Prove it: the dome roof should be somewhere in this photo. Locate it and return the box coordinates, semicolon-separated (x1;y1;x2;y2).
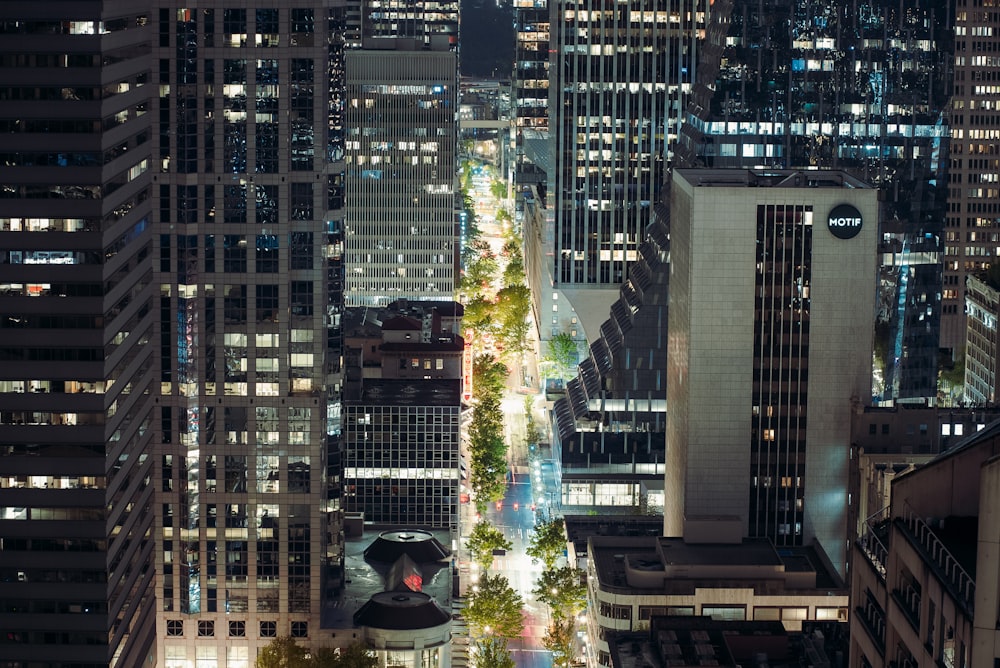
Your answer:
353;591;452;630
363;530;451;564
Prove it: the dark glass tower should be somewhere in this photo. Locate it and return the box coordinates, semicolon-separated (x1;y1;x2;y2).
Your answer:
152;3;346;663
0;5;157;667
677;0;952;403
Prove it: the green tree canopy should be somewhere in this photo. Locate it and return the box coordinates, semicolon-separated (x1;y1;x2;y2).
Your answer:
542;617;575;668
466;520;512;572
465;573;524;639
473;637;516;668
490;179;507;200
542;333;579;381
532;567;587;621
318;643;379;668
460;239;499;300
473;354;508;400
526;518;566;570
255;637;310;668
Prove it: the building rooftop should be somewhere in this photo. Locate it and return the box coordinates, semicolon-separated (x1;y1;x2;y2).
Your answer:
564;515;664;561
347;378;462;406
608;617;843;668
321;528;454;633
674;168;872;190
590;536;845;594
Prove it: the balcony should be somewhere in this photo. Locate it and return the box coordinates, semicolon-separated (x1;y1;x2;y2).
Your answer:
897;503;976;615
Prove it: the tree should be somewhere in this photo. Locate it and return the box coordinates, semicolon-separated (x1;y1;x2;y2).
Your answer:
466;520;512;572
473;354;508;400
474;637;516;668
532;567;587;620
460;239;499;299
542;617;575;668
490;179;507;200
255;636;310;668
312;643;380;668
495;283;531;355
465;573;524;639
526;517;566;570
543;333;579;380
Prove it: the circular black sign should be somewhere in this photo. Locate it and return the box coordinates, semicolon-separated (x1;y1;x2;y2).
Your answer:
827;204;863;240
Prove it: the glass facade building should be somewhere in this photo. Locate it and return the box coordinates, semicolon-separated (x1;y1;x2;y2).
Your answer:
941;4;1000;360
0;5;157;667
676;0;952;403
152;3;346;664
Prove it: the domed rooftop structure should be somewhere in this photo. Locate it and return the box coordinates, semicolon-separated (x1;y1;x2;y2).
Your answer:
363;529;451;564
353;591;452;630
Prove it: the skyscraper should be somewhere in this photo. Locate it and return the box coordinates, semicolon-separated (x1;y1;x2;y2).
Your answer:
512;0;550;183
941;5;1000;361
541;0;703;343
676;0;952;403
342;0;459;307
665;168;876;579
152;4;346;664
343;51;459;306
0;6;157;667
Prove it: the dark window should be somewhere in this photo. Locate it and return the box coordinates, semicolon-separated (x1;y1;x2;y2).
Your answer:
166;619;183;636
256;234;279;273
198;620;214;637
291;183;313;221
229;620;245;637
260;620;277;638
256;284;279;322
291;621;308;638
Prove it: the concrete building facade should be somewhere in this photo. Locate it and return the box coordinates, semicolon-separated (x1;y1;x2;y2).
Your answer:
851;420;1000;668
665;169;877;578
964;274;1000;405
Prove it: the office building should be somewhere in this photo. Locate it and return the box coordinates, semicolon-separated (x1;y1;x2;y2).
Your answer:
0;5;157;667
342;303;464;529
541;0;704;343
851;420;1000;667
665;169;877;579
550;212;669;514
584;534;848;666
676;0;951;404
941;6;1000;358
342;0;459;307
152;4;346;665
511;0;549;184
964;273;1000;405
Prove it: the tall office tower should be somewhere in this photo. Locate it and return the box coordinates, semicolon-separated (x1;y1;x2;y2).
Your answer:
512;0;549;183
343;51;458;306
347;0;458;49
152;4;346;664
665;169;876;579
342;0;459;307
542;0;703;343
941;6;1000;360
0;5;157;667
676;0;951;403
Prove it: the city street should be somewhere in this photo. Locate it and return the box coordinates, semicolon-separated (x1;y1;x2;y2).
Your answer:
461;158;559;668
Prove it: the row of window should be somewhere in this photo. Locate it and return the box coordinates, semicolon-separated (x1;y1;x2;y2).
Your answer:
166;619;307;638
